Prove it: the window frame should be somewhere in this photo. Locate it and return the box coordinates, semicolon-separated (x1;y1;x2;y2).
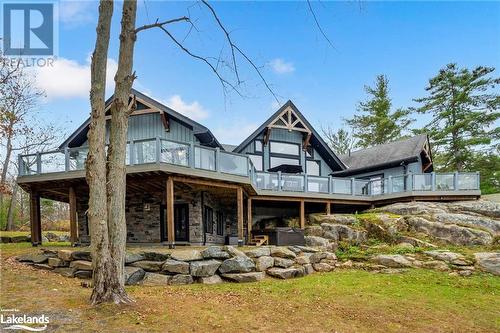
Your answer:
216;211;224;236
270;156;300;168
254;140;263;153
269;140;300;157
204;206;214;234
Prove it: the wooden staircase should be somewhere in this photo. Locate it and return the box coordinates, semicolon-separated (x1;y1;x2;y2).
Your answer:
248;235;269;246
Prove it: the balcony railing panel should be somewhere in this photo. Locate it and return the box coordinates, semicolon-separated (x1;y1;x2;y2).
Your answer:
19;154;38;175
219;151;248;176
282;174;304;192
458;172;479;190
391;175;407;193
307;176;329;193
194;146;216;171
133;139;157;164
354;179;370;196
331;178;352;195
40;151;66;174
160;140;190;167
436;173;455;191
413;173;432;191
255;172;279;191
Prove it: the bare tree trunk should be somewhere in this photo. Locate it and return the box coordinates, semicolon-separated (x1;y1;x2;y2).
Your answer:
87;0;129;305
6;182;17;230
107;0;137;287
0;130;13;229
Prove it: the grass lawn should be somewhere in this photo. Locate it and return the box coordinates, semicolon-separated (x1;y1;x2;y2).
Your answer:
1;244;499;332
0;230;69;237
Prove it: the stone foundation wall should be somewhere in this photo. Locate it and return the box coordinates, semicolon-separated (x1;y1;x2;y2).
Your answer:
76;189;238;245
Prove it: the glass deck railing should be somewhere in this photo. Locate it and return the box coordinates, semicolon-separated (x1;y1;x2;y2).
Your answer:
18;136;480;197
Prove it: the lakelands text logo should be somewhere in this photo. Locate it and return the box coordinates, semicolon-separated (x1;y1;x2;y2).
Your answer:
0;312;49;332
2;2;55;56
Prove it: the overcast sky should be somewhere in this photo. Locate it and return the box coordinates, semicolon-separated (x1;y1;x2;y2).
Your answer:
32;0;500;145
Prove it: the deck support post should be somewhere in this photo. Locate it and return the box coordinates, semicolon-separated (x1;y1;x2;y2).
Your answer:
325;202;330;215
166;177;175;248
69;187;78;245
30;191;41;246
237;187;244;246
247;197;252;242
300;199;305;229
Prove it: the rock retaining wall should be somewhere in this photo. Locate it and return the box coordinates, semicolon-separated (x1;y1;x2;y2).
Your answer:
16;246;500;287
16;245;339;286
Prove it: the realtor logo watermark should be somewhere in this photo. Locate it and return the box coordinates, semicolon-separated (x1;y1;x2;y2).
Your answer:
2;1;58;66
1;309;49;331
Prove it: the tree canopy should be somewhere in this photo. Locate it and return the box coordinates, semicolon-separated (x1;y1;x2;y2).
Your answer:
412;64;500;171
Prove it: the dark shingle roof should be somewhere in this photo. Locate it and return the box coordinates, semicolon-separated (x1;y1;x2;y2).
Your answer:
221;144;237;152
334;134;429;175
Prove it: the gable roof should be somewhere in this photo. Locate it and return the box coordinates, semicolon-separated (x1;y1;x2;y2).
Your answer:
233;100;347;171
333;134;432;176
59;88;222;149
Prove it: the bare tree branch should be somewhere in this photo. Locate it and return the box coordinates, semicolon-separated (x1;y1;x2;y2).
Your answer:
156;24;243;97
306;0;335;49
200;0;241;84
135;16;191;34
200;0;279;104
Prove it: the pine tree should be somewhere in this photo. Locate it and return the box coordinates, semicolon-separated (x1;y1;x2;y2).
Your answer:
413;64;500;171
346;75;412;148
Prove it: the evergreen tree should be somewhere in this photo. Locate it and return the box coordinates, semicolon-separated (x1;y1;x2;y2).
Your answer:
346;74;412;148
413;64;500;171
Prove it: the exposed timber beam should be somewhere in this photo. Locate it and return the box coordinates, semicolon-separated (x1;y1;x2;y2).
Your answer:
30;191;41;246
237;187;244;246
166;177;175;248
299;199;305;229
69;187;78;244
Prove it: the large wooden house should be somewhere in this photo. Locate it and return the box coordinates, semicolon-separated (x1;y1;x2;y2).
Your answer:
17;89;481;247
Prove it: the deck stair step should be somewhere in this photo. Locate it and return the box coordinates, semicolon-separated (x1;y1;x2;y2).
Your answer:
248;235;269;247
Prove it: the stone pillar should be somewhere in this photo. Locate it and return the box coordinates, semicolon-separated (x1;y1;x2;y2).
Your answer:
325;202;330;215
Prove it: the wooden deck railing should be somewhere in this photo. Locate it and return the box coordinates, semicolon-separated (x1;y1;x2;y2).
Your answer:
18;136;480;197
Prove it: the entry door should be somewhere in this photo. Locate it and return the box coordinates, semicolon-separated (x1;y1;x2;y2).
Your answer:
174;204;189;242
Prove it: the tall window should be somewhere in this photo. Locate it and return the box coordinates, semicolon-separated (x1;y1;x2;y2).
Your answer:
270;141;299;156
306;160;320;176
216;211;224;236
204;206;213;234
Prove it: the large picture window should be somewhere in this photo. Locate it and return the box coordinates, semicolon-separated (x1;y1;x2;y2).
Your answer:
248;154;263;171
270;141;299;156
204;206;213;234
270;156;299;168
306;160;320;176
